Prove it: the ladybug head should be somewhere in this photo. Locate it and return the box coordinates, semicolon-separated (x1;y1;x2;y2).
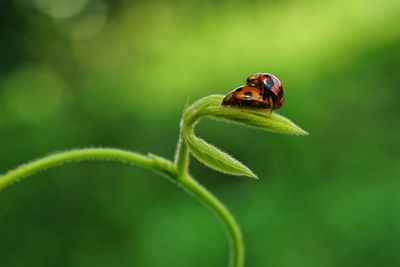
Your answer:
246;73;263;87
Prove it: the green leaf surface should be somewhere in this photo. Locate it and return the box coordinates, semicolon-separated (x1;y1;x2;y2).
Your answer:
183;128;257;178
180;95;307;178
194;95;309;136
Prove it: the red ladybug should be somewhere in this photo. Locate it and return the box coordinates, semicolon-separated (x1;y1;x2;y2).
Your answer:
222;73;284;110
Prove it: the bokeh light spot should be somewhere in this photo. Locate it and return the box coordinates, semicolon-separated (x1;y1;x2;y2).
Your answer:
34;0;88;19
1;65;69;124
55;0;107;41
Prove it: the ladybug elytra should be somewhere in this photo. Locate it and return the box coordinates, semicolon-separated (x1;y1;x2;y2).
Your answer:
222;73;284;111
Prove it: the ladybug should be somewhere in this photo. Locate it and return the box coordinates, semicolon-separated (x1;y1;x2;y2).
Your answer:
222;73;284;110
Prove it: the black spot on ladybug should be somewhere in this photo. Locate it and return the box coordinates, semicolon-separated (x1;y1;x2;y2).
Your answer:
244;91;252;98
235;87;243;92
262;90;273;100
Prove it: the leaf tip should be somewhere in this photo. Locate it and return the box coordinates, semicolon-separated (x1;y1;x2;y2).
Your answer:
240;166;258;179
248;172;259;179
295;127;309;136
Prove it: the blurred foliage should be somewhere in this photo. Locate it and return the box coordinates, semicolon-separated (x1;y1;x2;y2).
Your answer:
1;0;400;266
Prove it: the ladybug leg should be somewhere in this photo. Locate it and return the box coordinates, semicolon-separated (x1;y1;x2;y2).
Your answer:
238;101;244;112
268;96;274;110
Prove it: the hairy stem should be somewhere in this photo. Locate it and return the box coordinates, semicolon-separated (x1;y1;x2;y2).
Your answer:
0;148;175;190
175;134;243;267
178;174;244;267
175;136;189;177
2;146;244;267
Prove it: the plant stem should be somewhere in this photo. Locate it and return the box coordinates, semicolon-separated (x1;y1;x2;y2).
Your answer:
178;174;244;267
2;146;244;267
175;136;189;177
175;134;243;267
1;146;244;267
0;148;163;190
176;108;245;267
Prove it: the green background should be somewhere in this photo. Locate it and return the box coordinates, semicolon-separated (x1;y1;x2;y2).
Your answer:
1;0;399;266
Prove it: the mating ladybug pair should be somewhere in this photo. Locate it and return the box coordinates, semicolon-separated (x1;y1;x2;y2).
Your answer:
222;73;284;111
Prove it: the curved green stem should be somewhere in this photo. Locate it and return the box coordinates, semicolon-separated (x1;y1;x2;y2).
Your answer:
178;174;244;267
0;148;176;190
175;133;244;267
175;95;248;267
1;146;244;267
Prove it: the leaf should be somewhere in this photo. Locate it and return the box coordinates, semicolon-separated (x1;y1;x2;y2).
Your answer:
182;128;257;178
206;107;308;135
180;94;307;179
196;95;308;136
